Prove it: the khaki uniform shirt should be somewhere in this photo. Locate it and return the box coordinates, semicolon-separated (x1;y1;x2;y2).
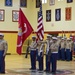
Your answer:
50;42;58;53
29;41;37;50
66;41;71;50
0;39;8;51
70;40;74;50
57;39;61;47
60;41;66;49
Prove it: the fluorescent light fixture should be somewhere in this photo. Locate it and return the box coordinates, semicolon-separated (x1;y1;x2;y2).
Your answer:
42;0;47;4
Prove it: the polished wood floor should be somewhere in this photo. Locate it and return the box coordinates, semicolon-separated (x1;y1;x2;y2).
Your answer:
1;55;75;75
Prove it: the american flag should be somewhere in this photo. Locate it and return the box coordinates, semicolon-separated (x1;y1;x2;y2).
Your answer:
37;1;44;40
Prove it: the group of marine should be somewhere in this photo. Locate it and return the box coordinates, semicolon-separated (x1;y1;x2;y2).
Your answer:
27;34;75;74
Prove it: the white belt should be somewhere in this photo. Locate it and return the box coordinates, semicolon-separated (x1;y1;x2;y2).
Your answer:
52;52;58;53
31;49;36;51
40;50;43;52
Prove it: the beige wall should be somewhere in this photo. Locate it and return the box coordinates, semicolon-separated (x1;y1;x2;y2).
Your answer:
0;0;34;31
0;0;75;31
32;0;75;32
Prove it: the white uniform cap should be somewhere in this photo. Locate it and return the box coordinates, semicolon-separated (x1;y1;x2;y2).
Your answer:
57;36;61;38
62;38;64;40
47;35;50;38
0;33;4;36
64;36;67;39
47;34;52;37
49;34;52;37
52;37;57;40
67;38;70;40
70;37;73;39
32;36;36;38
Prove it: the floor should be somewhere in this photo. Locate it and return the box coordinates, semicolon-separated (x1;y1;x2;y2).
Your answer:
1;55;75;75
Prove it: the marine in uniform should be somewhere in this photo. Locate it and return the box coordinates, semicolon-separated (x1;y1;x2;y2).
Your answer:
60;38;66;60
29;36;37;70
37;40;45;71
57;36;61;60
0;33;8;73
50;37;58;74
44;34;52;72
65;38;71;61
64;37;67;60
73;39;75;58
70;37;74;60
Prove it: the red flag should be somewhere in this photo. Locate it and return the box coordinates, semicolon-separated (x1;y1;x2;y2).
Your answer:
37;1;44;40
17;8;33;55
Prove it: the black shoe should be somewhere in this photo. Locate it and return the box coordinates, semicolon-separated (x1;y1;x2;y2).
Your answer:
44;70;46;71
0;72;5;74
44;69;49;71
32;68;36;70
51;71;56;74
38;69;43;71
29;68;33;70
38;69;41;71
44;70;50;73
30;68;36;70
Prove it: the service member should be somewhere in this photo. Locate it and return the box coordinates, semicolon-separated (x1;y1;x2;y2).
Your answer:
70;37;74;60
29;36;37;70
50;37;58;74
73;40;75;58
37;40;45;71
57;36;61;60
0;33;8;73
65;38;71;61
44;34;52;72
60;38;66;60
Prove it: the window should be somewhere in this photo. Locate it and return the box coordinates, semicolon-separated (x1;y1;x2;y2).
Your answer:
42;0;47;4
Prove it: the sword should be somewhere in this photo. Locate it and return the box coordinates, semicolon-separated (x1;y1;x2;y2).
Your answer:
25;40;29;58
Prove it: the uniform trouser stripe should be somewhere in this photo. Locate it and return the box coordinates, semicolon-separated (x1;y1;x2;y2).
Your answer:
0;50;5;73
46;55;50;71
50;53;58;72
38;52;43;70
66;49;71;61
30;50;36;69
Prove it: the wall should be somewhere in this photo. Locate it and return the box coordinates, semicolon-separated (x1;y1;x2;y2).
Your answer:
0;0;34;31
0;0;75;32
32;0;75;32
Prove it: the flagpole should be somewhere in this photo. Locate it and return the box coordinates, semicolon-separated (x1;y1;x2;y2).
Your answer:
62;30;63;38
